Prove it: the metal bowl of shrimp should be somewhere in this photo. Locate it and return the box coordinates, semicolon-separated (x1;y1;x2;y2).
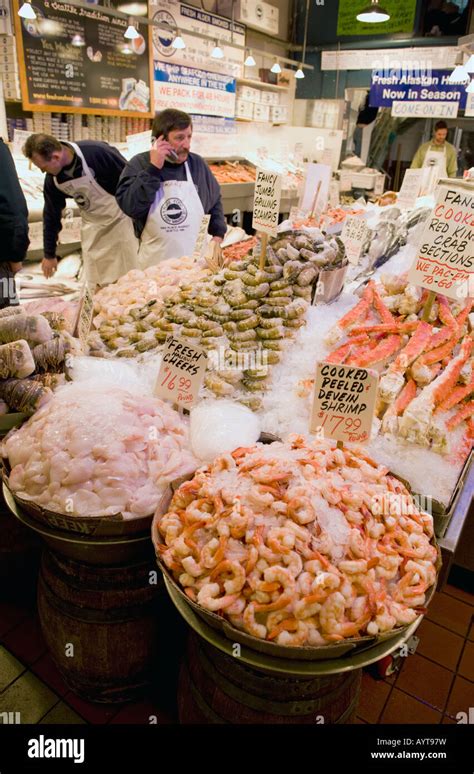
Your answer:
152;436;441;661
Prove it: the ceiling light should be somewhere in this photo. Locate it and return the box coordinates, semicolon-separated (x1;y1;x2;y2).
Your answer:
120;43;134;55
18;1;36;19
124;18;139;39
448;65;469;84
172;32;186;49
295;65;305;79
244;51;256;67
116;2;147;16
356;1;390;23
71;34;85;47
466;80;474;94
271;59;281;74
211;41;224;59
464;55;474;74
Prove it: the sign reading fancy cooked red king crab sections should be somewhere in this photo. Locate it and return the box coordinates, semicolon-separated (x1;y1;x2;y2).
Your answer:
310;362;379;443
408;182;474;301
154;336;207;408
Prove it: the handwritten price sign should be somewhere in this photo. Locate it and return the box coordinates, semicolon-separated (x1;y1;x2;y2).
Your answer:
77;284;94;348
341;216;368;265
310;362;379;443
154;336;208;408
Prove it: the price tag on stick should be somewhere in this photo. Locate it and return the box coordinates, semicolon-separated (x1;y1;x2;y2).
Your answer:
76;284;94;348
252;168;282;270
310;362;379;443
193;214;211;262
341;216;368;265
154;336;208;409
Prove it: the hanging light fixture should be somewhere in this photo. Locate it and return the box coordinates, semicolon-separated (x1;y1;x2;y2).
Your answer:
295;65;305;79
120;42;134;55
71;33;85;47
211;40;224;59
18;1;36;19
244;50;256;67
172;30;186;49
124;17;139;39
448;64;469;84
271;58;281;74
356;1;390;23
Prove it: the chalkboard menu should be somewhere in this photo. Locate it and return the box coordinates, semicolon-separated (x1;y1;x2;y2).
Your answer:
13;0;153;116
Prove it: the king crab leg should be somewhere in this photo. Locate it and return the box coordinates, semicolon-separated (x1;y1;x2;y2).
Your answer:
324;283;374;346
346;334;402;368
379;322;432;404
381;379;417;434
446;400;474;431
435;374;474;413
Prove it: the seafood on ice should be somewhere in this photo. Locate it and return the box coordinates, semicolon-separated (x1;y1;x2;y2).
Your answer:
155;436;437;647
3;383;198;519
90;256;209;354
322;275;474;453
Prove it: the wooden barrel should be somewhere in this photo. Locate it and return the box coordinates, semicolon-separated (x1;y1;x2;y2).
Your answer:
178;633;361;724
38;548;164;703
0;489;41;602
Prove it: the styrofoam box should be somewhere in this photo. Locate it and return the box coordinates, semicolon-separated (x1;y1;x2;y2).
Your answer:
253;103;270;122
270;106;288;123
351;170;379;189
260;91;280;107
235;99;254;120
237;85;260;103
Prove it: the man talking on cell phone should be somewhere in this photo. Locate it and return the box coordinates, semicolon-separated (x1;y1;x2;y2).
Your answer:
116;109;226;268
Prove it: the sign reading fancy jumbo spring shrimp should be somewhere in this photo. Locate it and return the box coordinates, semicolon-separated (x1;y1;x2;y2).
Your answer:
252;169;282;237
408;181;474;301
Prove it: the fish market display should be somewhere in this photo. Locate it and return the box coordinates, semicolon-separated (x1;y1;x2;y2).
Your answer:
355;206;431;277
222;237;258;263
323;276;473;453
208;161;256;184
3;383;198;519
90;256;208;354
23;299;79;334
0;308;82;417
155;436;437;647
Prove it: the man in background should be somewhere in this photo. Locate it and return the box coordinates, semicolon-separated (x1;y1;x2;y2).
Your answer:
0;137;29;308
23;134;137;286
411;120;457;178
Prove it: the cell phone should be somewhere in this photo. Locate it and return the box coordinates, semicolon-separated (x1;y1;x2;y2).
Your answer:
152;135;179;161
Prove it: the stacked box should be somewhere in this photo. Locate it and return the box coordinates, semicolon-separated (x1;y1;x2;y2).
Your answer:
237;85;260;103
253;103;270;122
0;34;21;100
270;105;288;124
260;91;279;107
235;99;254;120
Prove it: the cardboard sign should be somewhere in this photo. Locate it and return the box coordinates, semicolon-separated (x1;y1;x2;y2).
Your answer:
192;215;211;261
310;362;379;443
397;169;423;210
341;216;368;265
252;168;282;237
339;170;352;193
154;336;207;408
408;182;474;301
77;284;94;348
329;180;340;209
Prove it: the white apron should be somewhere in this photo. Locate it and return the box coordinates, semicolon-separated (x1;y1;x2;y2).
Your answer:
53;142;138;286
423;146;448;179
138;161;204;269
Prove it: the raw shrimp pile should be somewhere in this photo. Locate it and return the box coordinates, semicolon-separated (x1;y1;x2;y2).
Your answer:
156;436;437;647
3;383;198;519
89;256;209;355
321;276;474;453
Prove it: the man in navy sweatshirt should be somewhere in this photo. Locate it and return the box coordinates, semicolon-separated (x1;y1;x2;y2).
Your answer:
0;138;29;307
116;109;226;269
23;134;138;286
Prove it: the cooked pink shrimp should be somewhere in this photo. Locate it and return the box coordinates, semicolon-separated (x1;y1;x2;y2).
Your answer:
197;583;240;612
242;601;267;639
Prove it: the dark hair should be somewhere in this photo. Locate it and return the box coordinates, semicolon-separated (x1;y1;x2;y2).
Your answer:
23;133;62;160
434;121;448;131
151;109;192;139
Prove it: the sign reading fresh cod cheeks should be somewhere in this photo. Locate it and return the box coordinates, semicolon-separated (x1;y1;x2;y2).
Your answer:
310;362;379;443
154;335;207;408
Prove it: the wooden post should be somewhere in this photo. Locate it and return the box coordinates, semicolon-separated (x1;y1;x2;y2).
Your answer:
336;440;344;450
310;181;322;219
422;290;436;322
259;233;268;270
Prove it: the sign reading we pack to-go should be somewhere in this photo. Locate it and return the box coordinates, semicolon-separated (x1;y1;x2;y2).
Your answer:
408;182;474;300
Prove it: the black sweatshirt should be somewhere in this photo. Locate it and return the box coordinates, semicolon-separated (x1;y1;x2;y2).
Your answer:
116;151;227;240
0;138;29;264
43;140;127;258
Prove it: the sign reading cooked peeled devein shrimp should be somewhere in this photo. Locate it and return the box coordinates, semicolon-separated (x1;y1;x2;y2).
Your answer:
154;335;208;408
341;216;368;265
252;169;282;237
310;362;379;443
408;182;474;301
